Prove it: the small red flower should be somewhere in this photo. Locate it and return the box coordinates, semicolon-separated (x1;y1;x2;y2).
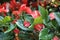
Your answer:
49;12;55;20
53;36;59;40
23;20;30;27
34;24;45;31
13;28;20;34
31;10;40;19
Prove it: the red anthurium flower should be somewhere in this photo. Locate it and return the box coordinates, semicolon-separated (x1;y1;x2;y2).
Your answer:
13;28;20;34
25;7;33;15
34;24;45;31
49;12;55;20
0;8;7;13
19;4;26;12
22;0;28;4
53;36;59;40
31;10;40;19
23;20;30;27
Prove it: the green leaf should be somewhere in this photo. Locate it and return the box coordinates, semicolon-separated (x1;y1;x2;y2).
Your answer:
16;20;32;31
39;28;54;40
0;32;14;40
54;12;60;26
38;5;49;22
34;17;43;24
4;24;15;33
2;16;11;24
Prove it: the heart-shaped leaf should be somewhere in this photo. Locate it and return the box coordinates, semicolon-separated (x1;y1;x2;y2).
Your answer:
54;12;60;26
38;5;49;23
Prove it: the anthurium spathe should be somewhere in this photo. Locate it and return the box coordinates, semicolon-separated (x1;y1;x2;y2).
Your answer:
34;24;45;31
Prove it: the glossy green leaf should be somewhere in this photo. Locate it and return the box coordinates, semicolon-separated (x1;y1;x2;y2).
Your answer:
34;17;43;24
54;12;60;26
2;16;11;24
38;5;49;22
0;16;11;24
0;32;14;40
39;28;54;40
4;24;15;33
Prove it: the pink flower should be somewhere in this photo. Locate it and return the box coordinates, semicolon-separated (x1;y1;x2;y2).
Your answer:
31;10;40;19
49;12;55;20
53;36;59;40
23;20;30;27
